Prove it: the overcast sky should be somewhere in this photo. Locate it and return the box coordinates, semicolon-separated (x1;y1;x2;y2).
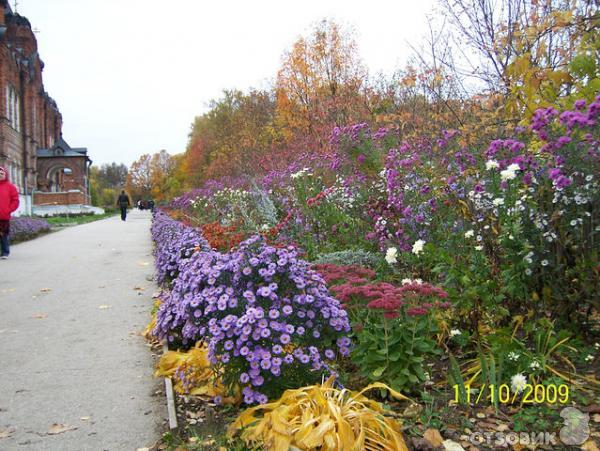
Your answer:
17;0;437;167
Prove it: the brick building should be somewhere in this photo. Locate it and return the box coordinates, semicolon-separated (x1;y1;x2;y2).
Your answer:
0;1;92;215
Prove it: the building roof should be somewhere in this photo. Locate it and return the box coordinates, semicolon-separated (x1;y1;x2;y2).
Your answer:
37;137;88;158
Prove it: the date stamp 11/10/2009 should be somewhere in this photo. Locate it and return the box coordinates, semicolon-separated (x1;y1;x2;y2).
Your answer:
452;383;570;405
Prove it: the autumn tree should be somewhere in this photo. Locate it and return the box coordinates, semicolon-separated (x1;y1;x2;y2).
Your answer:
89;162;128;208
276;19;370;148
182;89;281;185
438;0;599;116
126;150;176;202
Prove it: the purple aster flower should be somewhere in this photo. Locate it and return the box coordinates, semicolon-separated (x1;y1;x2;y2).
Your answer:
257;286;271;297
283;355;294;364
280;333;291;344
268;309;280;319
260;328;271;338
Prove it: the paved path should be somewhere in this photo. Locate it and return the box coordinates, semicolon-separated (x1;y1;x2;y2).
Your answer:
0;210;164;450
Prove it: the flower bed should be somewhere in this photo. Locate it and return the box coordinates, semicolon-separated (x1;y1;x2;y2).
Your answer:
151;211;352;404
149;100;600;449
10;217;51;242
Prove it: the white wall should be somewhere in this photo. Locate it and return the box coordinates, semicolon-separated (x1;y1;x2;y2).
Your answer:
13;194;32;217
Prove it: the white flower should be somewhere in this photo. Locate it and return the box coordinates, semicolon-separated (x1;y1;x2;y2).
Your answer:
260;224;270;231
492;198;505;206
412;239;426;255
485;160;499;170
594;343;600;349
541;259;549;266
475;245;484;251
585;354;594;362
500;163;520;181
586;175;593;181
414;278;423;285
290;167;311;179
570;220;577;226
464;230;474;238
511;373;528;393
401;278;412;285
507;352;520;361
530;360;541;370
450;329;461;337
385;247;398;265
525;268;532;276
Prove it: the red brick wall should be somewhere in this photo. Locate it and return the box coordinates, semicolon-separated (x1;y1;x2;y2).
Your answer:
0;7;62;192
33;191;89;206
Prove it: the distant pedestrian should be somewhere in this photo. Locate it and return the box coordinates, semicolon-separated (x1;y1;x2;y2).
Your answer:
0;166;20;259
116;190;131;221
148;199;155;213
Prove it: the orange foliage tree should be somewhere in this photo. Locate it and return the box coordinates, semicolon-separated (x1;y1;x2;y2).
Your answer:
126;150;177;202
276;19;371;150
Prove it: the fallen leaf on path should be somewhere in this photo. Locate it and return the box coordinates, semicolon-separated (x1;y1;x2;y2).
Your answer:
98;305;111;310
98;285;106;289
443;440;466;451
0;428;14;438
138;261;150;266
133;286;144;291
136;448;150;451
80;416;90;421
424;428;444;447
581;440;600;451
40;288;51;293
47;423;77;435
593;413;600;423
32;313;48;319
584;405;600;414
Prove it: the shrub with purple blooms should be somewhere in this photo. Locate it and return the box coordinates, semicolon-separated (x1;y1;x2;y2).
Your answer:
154;230;352;404
151;210;209;286
11;217;51;242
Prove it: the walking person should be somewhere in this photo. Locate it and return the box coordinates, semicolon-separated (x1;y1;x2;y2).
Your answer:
116;190;131;221
0;166;20;259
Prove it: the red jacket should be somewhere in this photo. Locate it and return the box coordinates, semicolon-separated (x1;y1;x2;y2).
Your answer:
0;166;20;220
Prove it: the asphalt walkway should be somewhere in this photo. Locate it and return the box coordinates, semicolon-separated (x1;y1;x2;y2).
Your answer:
0;210;164;450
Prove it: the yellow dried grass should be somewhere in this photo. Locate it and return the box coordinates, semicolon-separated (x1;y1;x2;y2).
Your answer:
228;376;409;450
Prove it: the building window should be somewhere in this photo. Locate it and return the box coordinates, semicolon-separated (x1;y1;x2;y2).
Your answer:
5;86;20;131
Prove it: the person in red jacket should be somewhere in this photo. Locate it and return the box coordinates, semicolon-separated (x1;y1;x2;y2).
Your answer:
0;166;20;259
